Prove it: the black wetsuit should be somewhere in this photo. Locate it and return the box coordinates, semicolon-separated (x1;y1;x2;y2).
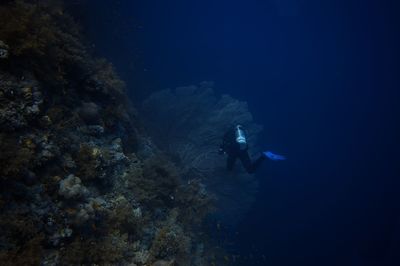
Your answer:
220;127;265;174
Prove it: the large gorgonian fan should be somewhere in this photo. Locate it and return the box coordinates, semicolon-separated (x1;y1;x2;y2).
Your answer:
142;82;263;224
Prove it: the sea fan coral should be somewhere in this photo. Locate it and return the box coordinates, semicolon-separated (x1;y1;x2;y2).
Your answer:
142;82;263;223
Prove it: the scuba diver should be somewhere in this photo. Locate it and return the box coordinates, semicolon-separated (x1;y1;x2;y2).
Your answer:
219;125;285;174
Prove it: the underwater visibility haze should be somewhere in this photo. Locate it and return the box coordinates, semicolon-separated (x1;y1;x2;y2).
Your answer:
0;0;399;265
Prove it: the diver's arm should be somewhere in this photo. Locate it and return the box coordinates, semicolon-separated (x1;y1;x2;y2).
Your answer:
219;138;226;154
219;130;230;154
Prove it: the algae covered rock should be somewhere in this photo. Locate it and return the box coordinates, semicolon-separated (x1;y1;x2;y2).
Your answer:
58;174;89;200
152;260;175;266
0;1;221;265
0;40;8;59
0;73;43;131
78;102;102;125
73;202;95;225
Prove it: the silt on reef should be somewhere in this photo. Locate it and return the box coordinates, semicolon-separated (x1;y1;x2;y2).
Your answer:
0;1;224;265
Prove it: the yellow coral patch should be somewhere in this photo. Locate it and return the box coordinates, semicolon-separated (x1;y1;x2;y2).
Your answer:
22;138;36;149
91;147;101;157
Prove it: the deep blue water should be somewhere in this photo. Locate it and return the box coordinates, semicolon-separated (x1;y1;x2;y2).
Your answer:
81;0;400;265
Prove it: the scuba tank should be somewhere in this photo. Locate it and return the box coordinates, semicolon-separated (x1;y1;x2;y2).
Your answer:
235;125;247;150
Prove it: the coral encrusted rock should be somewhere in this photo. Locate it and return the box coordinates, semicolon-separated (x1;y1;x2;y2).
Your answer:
58;174;89;200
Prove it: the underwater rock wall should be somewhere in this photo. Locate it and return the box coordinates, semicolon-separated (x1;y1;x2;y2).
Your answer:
0;1;221;265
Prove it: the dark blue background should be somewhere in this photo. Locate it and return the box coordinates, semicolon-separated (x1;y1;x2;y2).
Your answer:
79;0;400;265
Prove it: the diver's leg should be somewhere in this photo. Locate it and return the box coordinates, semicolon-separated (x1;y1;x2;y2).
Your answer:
251;154;266;172
227;155;236;171
240;152;265;174
239;152;254;173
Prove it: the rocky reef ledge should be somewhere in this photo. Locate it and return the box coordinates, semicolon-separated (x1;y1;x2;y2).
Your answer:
0;1;219;265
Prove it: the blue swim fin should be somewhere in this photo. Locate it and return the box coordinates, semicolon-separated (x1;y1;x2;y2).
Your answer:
263;151;286;161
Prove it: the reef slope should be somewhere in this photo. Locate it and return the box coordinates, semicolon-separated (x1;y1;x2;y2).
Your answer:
0;1;217;265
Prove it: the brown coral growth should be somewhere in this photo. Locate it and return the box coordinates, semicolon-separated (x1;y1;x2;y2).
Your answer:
0;1;220;265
